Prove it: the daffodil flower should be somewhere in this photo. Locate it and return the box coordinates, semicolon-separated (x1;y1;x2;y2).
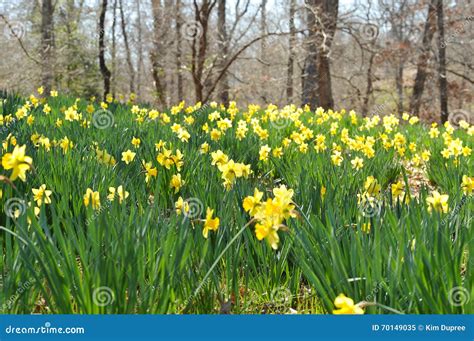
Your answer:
32;184;52;206
332;294;364;314
426;190;449;213
1;145;33;181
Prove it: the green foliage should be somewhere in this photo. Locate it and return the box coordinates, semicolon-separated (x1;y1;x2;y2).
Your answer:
0;94;472;314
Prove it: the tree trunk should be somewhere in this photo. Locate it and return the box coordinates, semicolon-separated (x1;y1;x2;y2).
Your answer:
409;0;437;116
395;60;404;114
410;0;437;116
99;0;111;99
119;0;135;94
286;0;295;102
176;0;183;101
111;0;117;96
136;0;143;99
314;0;338;110
191;0;215;103
361;53;375;117
151;0;166;106
302;2;318;108
41;0;54;93
436;0;448;123
302;0;338;109
260;0;268;103
217;0;229;104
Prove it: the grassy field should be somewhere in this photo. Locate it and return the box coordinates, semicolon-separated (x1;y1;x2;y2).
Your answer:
0;89;472;314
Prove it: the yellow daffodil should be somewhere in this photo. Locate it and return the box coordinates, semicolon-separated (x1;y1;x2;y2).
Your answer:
122;149;136;164
2;145;33;181
272;147;283;158
83;188;101;210
32;184;52;206
259;145;271;161
211;150;228;167
331;150;343;166
172;150;184;171
59;136;73;154
142;160;158;183
217;160;251;189
131;137;141;148
243;185;296;250
391;180;404;197
255;219;280;250
426;190;449;213
321;186;326;200
157;148;174;169
108;185;129;203
202;207;219;238
243;188;264;216
361;222;371;233
351;156;364;170
170;173;185;193
461;175;473;195
200;142;210;154
155;140;166;151
364;176;381;197
333;294;364;314
175;196;190;215
210;128;222;141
